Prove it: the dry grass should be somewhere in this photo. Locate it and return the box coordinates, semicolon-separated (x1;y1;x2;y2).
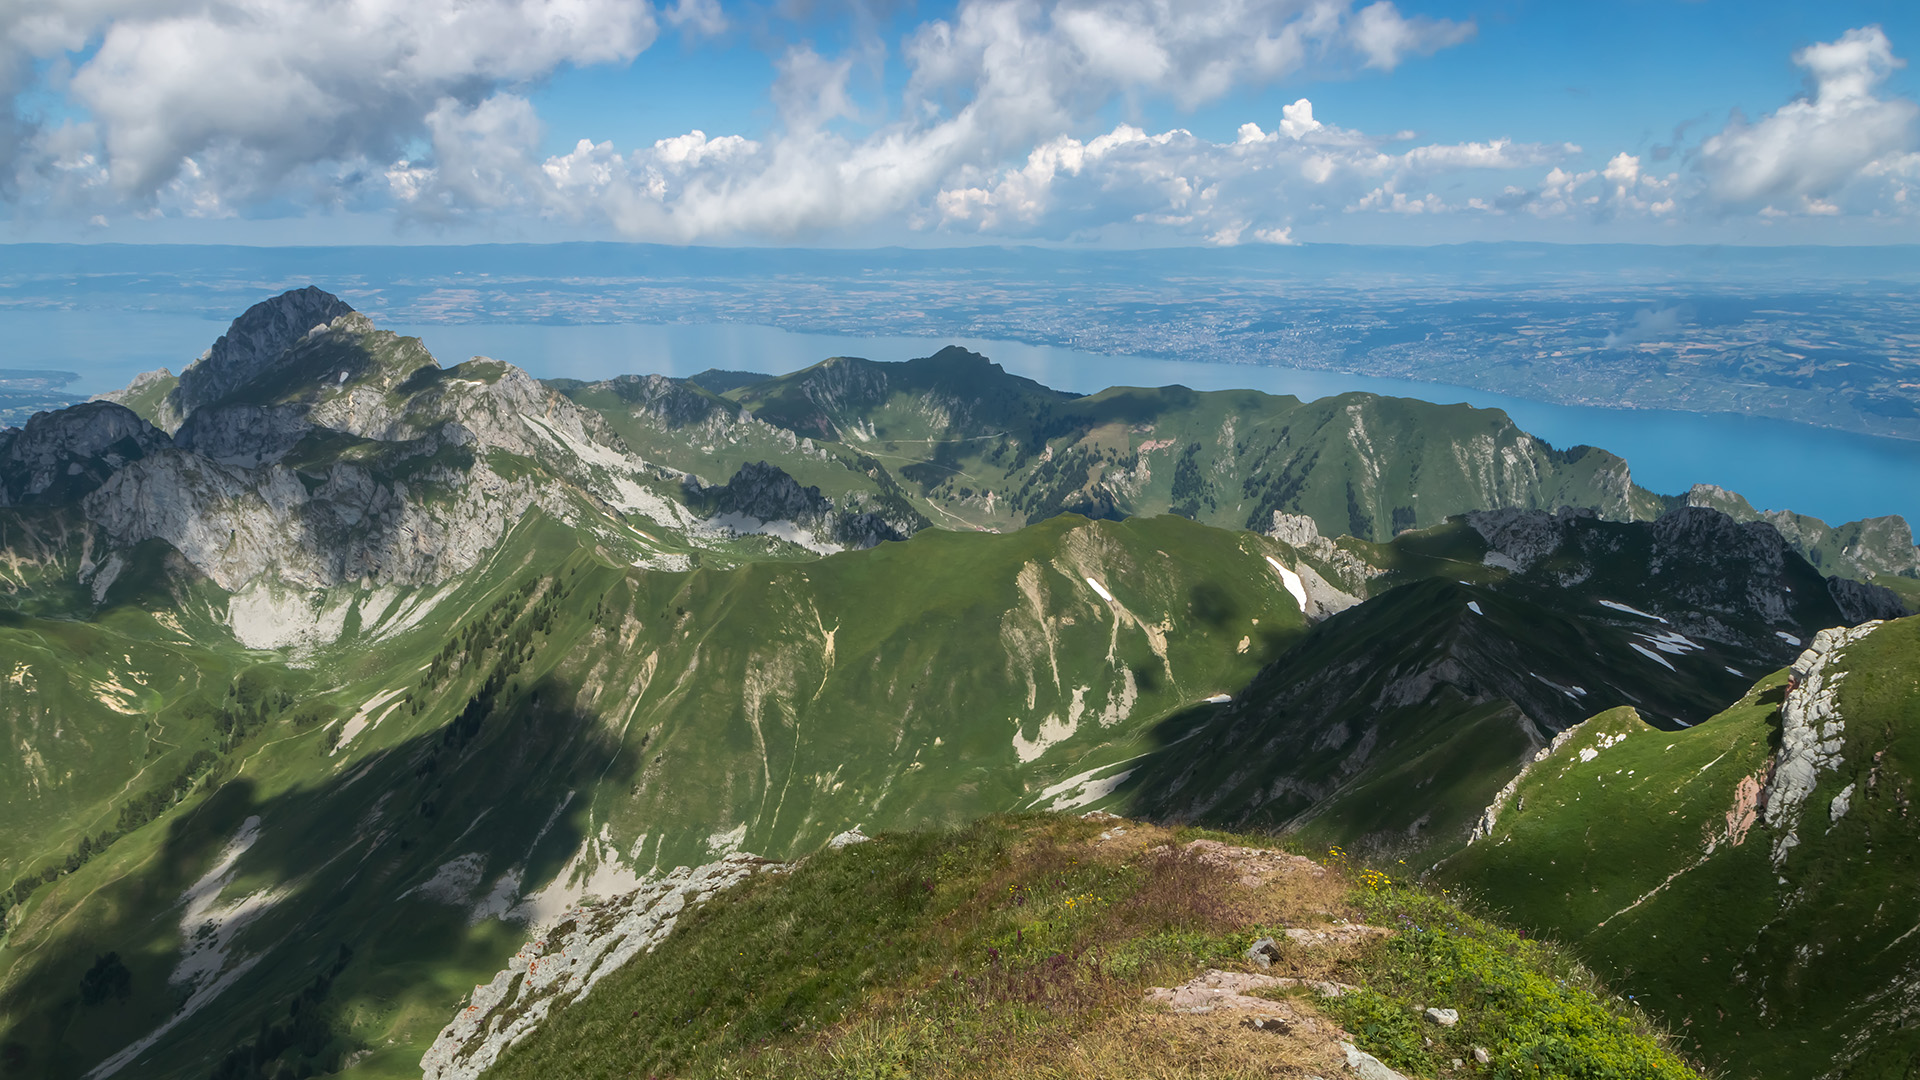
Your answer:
714;816;1367;1080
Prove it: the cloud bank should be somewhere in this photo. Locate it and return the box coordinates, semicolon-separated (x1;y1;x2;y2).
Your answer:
2;4;1916;242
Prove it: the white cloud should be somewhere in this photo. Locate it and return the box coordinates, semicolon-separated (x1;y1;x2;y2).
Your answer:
1698;25;1918;211
932;107;1570;241
1349;1;1475;71
4;0;662;207
663;0;726;37
370;0;1486;243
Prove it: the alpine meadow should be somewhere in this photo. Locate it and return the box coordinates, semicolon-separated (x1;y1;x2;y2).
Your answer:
4;3;1920;1079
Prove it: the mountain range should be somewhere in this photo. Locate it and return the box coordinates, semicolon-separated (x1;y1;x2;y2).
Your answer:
0;287;1914;1080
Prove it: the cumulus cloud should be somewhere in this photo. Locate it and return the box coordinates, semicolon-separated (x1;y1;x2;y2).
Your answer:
371;0;1487;241
1349;1;1475;71
1604;305;1686;348
1697;25;1919;212
4;0;662;208
928;111;1571;241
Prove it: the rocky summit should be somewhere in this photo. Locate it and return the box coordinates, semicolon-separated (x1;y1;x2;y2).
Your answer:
0;288;1912;1080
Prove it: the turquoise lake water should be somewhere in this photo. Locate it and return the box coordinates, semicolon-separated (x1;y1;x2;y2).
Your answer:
6;310;1917;529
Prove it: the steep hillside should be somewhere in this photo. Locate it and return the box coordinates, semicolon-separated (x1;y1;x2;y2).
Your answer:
444;814;1700;1080
562;348;1664;543
0;513;1328;1079
1117;506;1901;859
3;286;1914;1080
1682;482;1920;587
1440;615;1920;1080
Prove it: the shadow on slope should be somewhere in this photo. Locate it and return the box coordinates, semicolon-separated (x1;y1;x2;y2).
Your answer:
0;674;642;1080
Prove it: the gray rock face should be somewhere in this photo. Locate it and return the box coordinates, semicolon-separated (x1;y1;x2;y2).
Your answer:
1686;481;1920;583
162;286;356;430
174;404;315;467
0;401;172;505
420;853;785;1080
1647;506;1795;625
1466;506;1594;572
84;446;550;596
1764;622;1882;865
687;461;908;550
1828;575;1909;623
594;373;732;430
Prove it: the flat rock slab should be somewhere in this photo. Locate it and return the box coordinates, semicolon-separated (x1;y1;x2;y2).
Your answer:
1145;968;1358;1014
1176;838;1327;887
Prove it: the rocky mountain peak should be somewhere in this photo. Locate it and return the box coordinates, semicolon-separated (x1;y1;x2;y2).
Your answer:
162;286;357;430
0;400;172;506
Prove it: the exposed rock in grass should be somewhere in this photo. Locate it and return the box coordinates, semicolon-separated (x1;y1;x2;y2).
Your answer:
420;852;786;1080
1764;621;1883;864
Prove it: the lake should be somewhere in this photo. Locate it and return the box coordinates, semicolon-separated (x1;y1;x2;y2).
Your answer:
5;309;1917;529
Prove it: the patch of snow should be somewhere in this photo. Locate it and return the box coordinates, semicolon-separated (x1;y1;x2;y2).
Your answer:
1050;768;1137;812
1083;575;1115;603
88;816;280;1079
1012;711;1078;763
1033;757;1147;811
1203;693;1232;704
1262;555;1310;611
406;854;487;905
1467;601;1484;615
1629;642;1677;671
1639;630;1704;655
1777;631;1803;646
469;870;524;926
331;686;409;756
512;824;652;927
1599;599;1668;623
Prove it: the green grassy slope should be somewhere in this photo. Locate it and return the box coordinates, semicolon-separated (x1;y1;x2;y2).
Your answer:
0;511;1320;1079
1440;615;1920;1080
558;348;1666;545
486;813;1699;1080
1117;510;1855;861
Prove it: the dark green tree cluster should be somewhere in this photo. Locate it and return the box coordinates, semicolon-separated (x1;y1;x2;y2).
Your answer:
208;944;355;1080
416;577;543;700
214;669;298;753
1169;442;1216;519
78;952;132;1006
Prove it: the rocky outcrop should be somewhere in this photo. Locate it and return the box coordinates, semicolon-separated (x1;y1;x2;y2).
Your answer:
174;404;315;467
1763;622;1882;865
686;461;909;551
84;449;550;596
1466;506;1595;573
1647;506;1795;624
1828;575;1909;624
1685;482;1920;584
594;373;733;430
0;402;172;506
1263;511;1382;596
160;286;356;430
420;853;786;1080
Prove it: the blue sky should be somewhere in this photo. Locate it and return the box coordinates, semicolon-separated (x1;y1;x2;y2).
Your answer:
2;0;1916;246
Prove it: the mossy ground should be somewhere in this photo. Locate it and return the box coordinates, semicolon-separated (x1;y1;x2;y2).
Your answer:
490;814;1699;1080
